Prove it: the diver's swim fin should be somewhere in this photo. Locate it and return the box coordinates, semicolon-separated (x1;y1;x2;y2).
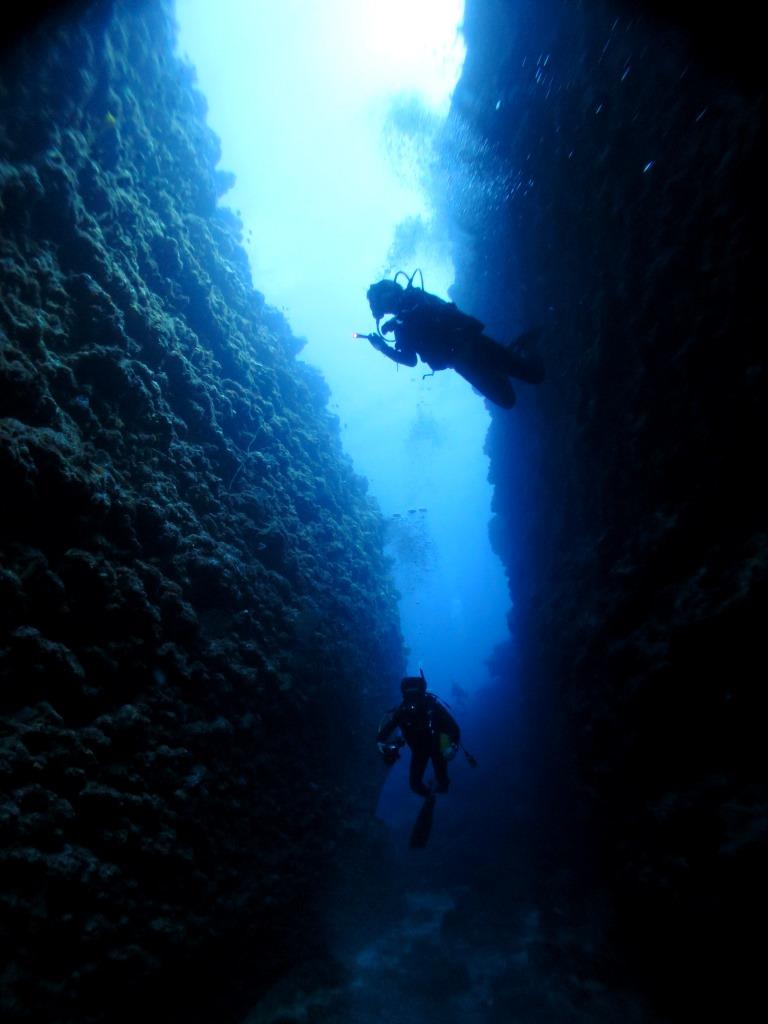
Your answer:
409;793;436;849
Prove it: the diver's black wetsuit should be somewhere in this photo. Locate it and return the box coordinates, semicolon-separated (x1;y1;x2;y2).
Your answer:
377;693;460;796
369;284;544;409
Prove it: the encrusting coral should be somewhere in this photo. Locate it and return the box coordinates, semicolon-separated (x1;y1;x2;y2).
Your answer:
0;2;404;1020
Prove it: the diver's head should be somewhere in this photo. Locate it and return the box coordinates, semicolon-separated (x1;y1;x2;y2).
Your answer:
400;675;427;705
367;279;405;319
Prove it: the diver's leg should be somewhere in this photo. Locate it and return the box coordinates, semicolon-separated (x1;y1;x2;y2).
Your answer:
470;331;544;385
453;357;517;408
432;753;450;793
409;750;431;796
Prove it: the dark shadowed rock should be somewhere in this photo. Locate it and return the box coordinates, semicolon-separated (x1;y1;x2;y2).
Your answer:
0;2;404;1021
444;1;764;1020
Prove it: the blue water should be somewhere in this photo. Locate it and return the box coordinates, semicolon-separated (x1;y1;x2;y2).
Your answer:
174;2;511;721
171;4;544;1018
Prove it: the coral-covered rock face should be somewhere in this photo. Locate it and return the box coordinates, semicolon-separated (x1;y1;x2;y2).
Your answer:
443;1;764;1020
0;2;403;1020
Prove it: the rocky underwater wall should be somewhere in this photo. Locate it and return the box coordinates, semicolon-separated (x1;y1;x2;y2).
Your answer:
444;0;764;1019
0;2;404;1020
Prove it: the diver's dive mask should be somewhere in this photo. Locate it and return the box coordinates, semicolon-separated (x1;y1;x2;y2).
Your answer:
400;676;427;711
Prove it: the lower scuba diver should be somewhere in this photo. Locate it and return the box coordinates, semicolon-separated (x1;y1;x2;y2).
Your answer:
355;270;545;409
377;672;462;797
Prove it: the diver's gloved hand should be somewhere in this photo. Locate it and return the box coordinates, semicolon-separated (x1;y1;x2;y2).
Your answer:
368;334;386;352
378;740;404;765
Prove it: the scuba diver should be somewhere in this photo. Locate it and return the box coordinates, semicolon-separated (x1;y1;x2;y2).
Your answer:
377;672;462;797
355;270;544;409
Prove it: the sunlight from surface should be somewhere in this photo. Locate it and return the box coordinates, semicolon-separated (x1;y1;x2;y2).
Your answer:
326;0;467;112
174;0;511;695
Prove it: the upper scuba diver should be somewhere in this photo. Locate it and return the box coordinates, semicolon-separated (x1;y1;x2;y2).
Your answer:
377;672;467;797
355;270;545;409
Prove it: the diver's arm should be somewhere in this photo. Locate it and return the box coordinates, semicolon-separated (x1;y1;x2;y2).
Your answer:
376;709;401;743
369;334;418;367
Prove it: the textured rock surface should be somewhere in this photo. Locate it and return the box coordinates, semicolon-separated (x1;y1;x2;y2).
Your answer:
0;3;403;1020
445;1;764;1019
